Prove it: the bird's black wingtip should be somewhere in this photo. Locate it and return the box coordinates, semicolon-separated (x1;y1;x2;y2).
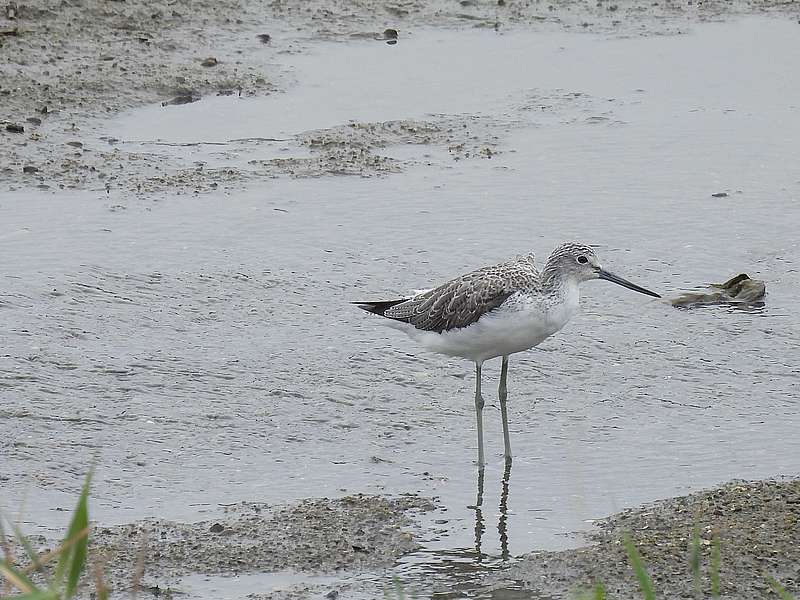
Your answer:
351;298;409;317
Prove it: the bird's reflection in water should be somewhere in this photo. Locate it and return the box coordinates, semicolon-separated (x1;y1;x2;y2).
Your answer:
473;466;486;560
473;459;513;561
497;459;512;561
395;460;520;598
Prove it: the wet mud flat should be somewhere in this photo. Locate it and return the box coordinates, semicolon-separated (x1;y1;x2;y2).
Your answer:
92;494;434;597
10;495;435;599
485;479;800;599
3;0;800;194
13;479;798;598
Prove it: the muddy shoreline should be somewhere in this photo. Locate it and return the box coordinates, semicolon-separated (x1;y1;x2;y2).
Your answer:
488;478;800;599
13;479;798;598
3;0;800;195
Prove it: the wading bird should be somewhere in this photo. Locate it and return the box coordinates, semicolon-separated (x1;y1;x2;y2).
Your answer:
355;242;660;468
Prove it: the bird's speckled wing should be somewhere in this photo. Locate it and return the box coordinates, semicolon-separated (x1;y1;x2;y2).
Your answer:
384;253;539;333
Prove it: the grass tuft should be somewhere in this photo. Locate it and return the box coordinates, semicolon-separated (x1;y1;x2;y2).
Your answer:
1;470;93;599
710;533;721;598
623;533;656;600
766;575;797;600
689;525;701;596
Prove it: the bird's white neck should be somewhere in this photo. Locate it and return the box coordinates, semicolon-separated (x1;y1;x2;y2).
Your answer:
540;275;581;328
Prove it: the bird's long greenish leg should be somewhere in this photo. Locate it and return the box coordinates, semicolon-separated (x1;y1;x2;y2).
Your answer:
499;355;512;461
474;361;486;468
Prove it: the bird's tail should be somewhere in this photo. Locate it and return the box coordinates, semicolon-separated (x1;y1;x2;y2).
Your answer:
352;298;410;317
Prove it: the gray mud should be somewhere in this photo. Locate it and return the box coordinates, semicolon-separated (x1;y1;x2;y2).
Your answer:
486;479;800;599
88;494;434;596
3;0;800;194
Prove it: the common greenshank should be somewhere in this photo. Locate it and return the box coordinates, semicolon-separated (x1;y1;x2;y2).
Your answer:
355;242;660;467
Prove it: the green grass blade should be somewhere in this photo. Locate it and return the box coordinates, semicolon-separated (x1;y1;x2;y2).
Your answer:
689;526;701;596
593;583;606;600
765;576;796;600
13;591;60;600
623;534;656;600
0;558;40;593
710;534;721;598
53;470;92;597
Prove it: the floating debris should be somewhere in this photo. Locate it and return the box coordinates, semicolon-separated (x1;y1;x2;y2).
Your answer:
383;28;399;45
161;92;201;107
670;273;766;308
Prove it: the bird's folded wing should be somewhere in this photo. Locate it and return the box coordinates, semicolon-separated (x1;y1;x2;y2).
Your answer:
385;267;518;333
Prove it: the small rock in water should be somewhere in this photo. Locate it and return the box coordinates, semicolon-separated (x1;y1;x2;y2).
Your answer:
5;123;24;133
711;192;729;198
257;33;271;44
670;273;766;308
200;57;218;67
22;165;38;173
209;523;224;533
382;29;398;44
162;92;201;106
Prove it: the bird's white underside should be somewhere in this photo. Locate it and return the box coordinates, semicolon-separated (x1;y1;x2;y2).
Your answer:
378;284;581;364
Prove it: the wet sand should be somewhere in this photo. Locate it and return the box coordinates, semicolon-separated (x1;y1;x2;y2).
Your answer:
2;1;800;598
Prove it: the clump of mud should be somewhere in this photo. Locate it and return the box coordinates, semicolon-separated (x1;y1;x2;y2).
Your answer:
90;494;434;595
489;479;800;599
251;117;501;178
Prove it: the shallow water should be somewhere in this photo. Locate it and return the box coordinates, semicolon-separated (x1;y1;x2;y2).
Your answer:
2;16;800;598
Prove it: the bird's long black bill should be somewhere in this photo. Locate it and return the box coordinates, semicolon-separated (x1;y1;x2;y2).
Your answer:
598;269;661;298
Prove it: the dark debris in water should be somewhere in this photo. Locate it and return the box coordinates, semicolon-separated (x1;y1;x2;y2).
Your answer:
670;273;766;308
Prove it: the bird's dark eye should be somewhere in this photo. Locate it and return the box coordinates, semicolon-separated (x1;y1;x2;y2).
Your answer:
577;255;588;264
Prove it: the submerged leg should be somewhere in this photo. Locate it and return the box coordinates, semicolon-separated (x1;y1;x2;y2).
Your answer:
499;355;512;461
474;361;485;468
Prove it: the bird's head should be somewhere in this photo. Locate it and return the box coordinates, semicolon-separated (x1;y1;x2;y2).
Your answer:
545;242;661;298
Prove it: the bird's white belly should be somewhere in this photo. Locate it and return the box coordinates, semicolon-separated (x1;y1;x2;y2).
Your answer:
402;294;578;363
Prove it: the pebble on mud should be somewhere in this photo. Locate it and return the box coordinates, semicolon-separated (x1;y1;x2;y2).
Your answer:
161;92;201;106
22;165;38;173
257;33;271;44
5;123;24;133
